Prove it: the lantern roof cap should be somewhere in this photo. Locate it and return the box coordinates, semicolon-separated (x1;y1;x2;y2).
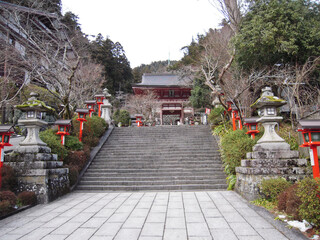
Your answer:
244;117;259;124
251;87;286;109
16;92;54;112
84;100;96;104
298;119;320;129
55;119;72;126
0;124;14;133
76;109;89;114
103;88;111;98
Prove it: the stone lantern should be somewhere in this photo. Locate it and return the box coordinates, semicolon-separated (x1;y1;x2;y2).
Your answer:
101;88;112;124
16;92;53;152
251;87;289;152
235;87;308;201
5;92;69;203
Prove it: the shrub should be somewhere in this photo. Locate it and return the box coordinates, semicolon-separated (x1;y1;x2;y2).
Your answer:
208;106;225;126
17;191;37;206
39;129;68;160
68;165;79;187
220;130;256;175
113;109;130;126
0;200;11;215
277;184;302;220
65;135;83;151
65;150;88;171
297;177;320;228
259;177;292;202
72;116;108;147
277;124;299;150
0;191;17;206
1;165;18;191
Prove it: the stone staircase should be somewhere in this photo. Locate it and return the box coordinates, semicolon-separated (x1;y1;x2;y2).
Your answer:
77;125;227;191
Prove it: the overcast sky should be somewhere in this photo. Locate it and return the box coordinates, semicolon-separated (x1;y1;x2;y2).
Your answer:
62;0;222;68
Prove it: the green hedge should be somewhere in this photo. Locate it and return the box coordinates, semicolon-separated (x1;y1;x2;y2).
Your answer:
113;109;130;126
297;177;320;228
259;177;292;202
220;129;256;175
39;129;68;160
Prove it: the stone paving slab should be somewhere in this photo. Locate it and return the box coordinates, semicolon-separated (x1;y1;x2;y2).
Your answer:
0;191;308;240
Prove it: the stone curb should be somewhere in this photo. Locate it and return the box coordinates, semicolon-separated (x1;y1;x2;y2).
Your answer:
70;125;114;191
247;201;309;240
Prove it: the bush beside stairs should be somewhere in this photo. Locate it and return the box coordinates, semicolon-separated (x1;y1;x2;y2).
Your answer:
77;125;227;191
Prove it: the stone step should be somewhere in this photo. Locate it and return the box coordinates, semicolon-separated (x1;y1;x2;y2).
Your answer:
88;163;224;168
81;175;226;181
84;171;225;177
77;125;226;191
76;184;227;191
79;179;227;186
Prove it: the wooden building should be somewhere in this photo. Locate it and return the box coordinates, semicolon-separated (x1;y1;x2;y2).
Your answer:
132;73;194;125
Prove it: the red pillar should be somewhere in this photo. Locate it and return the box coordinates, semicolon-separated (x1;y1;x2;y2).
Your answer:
79;121;84;142
311;146;320;179
232;112;237;131
0;147;3;189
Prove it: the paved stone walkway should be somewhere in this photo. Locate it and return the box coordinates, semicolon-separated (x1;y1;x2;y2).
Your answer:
0;191;306;240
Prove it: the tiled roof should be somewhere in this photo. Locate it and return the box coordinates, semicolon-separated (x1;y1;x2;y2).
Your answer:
133;73;192;87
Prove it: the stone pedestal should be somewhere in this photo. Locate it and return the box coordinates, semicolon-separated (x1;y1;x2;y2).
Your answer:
235;150;309;201
5;147;69;203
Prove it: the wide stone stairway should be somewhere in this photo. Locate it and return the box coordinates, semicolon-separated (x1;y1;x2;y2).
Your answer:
77;125;227;191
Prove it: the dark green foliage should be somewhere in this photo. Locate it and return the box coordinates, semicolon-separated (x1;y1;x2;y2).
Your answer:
0;191;17;206
39;129;68;160
277;184;302;220
189;78;212;109
259;178;292;202
297;177;320;228
0;200;11;215
90;34;133;95
277;124;299;150
17;191;37;206
208;107;225;126
65;135;83;151
132;60;178;83
235;0;320;70
113;109;130;126
220;130;256;175
0;165;18;191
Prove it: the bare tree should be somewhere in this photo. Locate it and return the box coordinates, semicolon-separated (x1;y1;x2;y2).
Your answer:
0;2;103;120
125;90;161;124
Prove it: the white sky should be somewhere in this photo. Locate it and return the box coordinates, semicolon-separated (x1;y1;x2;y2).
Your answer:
62;0;222;68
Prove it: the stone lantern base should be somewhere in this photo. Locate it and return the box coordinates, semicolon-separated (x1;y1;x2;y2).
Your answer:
5;147;69;204
235;149;310;201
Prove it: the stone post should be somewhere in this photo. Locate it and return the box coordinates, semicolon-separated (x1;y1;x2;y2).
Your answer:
5;93;69;203
101;88;112;124
235;87;309;201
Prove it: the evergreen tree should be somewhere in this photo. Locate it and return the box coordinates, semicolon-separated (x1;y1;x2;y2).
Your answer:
90;34;133;95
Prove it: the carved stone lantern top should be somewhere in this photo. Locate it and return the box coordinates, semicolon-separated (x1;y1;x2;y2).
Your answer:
251;87;286;109
16;92;54;113
103;88;111;99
